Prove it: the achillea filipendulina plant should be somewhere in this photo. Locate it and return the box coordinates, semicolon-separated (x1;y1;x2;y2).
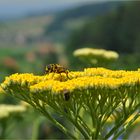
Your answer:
73;48;119;66
1;67;140;139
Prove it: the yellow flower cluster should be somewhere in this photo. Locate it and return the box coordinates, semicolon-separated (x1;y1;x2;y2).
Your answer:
1;67;140;139
1;73;42;89
0;104;26;119
1;67;140;94
73;48;119;61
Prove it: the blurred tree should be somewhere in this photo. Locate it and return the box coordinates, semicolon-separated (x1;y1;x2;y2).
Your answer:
66;1;140;57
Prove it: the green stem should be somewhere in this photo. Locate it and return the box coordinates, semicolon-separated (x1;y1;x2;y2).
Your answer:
38;106;78;139
85;91;97;139
112;113;140;139
65;111;90;139
101;105;118;127
77;115;91;136
0;121;7;139
47;94;90;139
31;117;43;140
105;104;140;139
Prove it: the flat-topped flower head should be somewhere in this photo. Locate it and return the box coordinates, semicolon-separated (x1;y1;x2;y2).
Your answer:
73;48;119;60
1;73;43;90
73;48;119;65
1;67;140;139
1;67;140;94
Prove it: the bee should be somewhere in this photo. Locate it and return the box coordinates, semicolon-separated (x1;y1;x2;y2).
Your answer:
45;64;70;79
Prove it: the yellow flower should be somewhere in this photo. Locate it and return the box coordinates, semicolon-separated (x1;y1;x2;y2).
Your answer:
1;67;140;139
1;73;43;90
73;48;119;62
0;104;26;119
1;67;140;94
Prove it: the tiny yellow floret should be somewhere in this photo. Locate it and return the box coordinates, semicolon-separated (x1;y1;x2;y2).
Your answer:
1;67;140;94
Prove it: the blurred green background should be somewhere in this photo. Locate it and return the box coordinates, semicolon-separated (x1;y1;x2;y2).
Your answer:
0;0;140;139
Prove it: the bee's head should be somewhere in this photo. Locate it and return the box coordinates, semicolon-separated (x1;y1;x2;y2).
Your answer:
45;64;51;74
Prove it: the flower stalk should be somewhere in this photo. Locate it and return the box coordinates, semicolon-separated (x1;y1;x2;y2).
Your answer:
1;67;140;139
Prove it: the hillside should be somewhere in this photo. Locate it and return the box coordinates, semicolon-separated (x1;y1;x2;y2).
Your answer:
44;1;123;42
66;1;140;54
0;1;123;47
0;15;53;47
0;1;123;77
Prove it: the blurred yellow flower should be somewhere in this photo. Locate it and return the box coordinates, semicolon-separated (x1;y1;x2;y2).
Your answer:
0;104;26;119
73;48;119;65
73;48;119;60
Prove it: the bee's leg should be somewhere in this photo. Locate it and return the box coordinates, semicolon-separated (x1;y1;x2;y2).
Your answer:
66;73;70;80
60;73;63;81
67;75;70;80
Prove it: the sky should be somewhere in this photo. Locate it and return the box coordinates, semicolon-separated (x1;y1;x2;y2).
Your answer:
0;0;108;19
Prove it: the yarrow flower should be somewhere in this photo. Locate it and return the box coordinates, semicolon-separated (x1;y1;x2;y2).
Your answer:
2;68;140;93
73;48;119;60
1;67;140;139
0;104;26;119
73;48;119;65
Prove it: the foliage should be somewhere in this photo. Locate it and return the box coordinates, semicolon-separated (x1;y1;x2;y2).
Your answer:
44;2;121;42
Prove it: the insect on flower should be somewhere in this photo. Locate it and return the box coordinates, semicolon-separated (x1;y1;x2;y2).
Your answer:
45;64;70;79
